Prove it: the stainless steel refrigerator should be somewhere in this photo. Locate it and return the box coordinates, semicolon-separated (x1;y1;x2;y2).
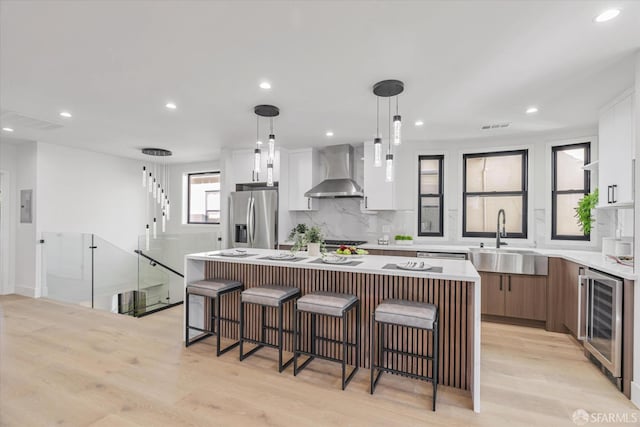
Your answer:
229;190;278;249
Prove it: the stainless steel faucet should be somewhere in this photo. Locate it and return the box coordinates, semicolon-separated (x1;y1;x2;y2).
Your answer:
496;209;508;248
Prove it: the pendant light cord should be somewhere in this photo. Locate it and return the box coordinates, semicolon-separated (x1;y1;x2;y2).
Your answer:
376;97;379;137
270;117;273;134
388;97;392;152
256;115;259;147
396;95;399;115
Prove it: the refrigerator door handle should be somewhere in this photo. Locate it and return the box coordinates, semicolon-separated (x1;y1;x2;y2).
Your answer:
250;196;257;244
577;275;587;341
246;196;253;246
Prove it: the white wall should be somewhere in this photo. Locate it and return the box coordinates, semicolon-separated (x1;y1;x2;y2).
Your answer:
0;141;17;295
631;50;640;410
292;128;609;249
0;139;38;296
36;142;146;252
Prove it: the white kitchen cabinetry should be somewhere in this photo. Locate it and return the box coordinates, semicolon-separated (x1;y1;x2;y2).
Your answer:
231;149;280;186
599;90;635;207
362;140;396;210
288;148;319;211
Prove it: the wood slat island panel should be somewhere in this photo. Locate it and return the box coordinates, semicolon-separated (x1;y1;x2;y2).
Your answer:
204;260;474;391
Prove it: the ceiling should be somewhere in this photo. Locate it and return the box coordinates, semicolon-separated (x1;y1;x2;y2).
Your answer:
1;0;639;163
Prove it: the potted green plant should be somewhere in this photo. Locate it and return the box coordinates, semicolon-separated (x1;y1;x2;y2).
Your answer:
394;234;414;245
288;224;308;253
305;226;325;256
575;188;599;235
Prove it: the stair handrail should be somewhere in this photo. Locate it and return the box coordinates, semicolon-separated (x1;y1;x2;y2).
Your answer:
134;249;184;278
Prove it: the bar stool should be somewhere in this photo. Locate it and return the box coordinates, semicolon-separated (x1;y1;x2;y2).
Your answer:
294;291;360;390
185;279;242;356
370;299;439;411
239;285;301;372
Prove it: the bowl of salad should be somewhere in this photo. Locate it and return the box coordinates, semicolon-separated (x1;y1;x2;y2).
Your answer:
335;245;369;258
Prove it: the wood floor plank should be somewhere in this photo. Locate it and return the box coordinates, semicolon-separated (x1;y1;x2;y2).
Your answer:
1;295;637;427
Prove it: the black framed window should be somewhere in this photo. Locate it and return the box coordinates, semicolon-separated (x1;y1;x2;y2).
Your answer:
418;155;444;236
552;143;590;240
188;171;221;224
462;150;528;238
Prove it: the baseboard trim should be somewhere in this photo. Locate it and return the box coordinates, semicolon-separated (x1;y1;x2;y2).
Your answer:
14;285;36;298
632;381;640;409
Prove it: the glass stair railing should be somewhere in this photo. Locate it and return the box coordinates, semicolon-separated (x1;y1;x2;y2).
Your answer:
41;231;221;316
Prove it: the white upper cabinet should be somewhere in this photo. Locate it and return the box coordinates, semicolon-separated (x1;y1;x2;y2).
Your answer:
231;149;280;186
287;148;319;211
598;90;635;206
362;140;396;210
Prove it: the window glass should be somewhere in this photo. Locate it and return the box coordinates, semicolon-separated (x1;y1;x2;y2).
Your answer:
552;143;590;240
463;150;527;238
188;172;220;224
418;155;444;237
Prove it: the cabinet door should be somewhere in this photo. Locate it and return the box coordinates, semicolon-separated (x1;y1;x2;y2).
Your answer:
362;141;395;210
612;94;634;203
231;150;255;184
288;150;318;211
504;275;547;321
562;260;587;338
480;272;505;316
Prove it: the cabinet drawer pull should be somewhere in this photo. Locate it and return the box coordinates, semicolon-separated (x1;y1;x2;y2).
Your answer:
607;185;612;203
499;276;503;291
508;276;511;292
612;184;617;203
365;196;368;209
307;198;311;210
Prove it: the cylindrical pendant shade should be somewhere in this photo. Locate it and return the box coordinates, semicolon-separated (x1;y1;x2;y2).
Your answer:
268;135;275;162
385;153;394;182
162;212;166;233
166;201;170;221
266;163;274;187
142;166;146;187
254;148;261;174
145;224;150;251
148;174;153;192
373;138;382;167
393;115;401;146
153;218;157;239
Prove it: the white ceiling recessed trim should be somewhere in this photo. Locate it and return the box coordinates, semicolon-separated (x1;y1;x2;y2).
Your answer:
59;111;72;118
2;127;14;132
325;131;334;137
259;81;271;90
594;9;621;23
526;106;539;114
165;102;177;110
414;120;424;127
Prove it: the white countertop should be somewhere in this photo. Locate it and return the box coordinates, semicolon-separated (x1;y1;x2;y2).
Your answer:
187;248;481;282
359;243;471;253
361;243;635;280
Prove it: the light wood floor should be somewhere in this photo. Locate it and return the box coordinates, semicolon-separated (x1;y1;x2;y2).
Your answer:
0;295;637;427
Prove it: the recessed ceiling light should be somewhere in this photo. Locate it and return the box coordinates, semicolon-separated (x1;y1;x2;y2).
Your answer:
165;102;177;110
59;111;72;118
526;106;539;114
594;9;620;23
259;81;271;90
326;131;334;137
2;127;14;132
414;120;424;127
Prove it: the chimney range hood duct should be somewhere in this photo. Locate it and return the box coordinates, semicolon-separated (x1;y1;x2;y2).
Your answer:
304;144;364;198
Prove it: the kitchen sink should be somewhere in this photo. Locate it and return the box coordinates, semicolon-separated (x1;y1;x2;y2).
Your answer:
469;248;548;276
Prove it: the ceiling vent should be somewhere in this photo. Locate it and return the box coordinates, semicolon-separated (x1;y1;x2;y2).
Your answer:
0;110;63;131
481;123;510;130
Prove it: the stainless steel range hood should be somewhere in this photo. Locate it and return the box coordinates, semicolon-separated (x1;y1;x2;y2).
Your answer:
304;144;363;198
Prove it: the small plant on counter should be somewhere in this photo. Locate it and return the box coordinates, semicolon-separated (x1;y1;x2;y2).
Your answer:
575;188;599;235
305;226;325;256
289;224;308;252
394;235;414;240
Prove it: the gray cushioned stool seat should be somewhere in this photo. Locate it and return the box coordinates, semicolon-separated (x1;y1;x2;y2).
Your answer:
297;292;358;317
242;285;300;307
187;279;242;298
375;299;437;329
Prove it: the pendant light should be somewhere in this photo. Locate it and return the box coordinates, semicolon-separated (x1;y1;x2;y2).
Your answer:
393;96;402;146
141;148;172;246
386;97;394;182
254;115;262;175
254;105;280;186
374;97;382;167
372;80;404;180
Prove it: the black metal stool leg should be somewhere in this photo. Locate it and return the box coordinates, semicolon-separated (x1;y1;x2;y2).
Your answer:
185;292;190;347
433;318;439;412
293;305;299;375
370;313;375;394
215;295;222;357
239;300;245;361
342;309;347;390
278;301;284;372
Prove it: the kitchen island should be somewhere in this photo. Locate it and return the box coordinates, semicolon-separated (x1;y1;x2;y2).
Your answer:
184;249;481;412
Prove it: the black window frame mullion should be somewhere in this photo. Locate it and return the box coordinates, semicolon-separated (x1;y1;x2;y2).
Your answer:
462;149;528;238
418;155;444;237
187;171;221;225
551;142;590;241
